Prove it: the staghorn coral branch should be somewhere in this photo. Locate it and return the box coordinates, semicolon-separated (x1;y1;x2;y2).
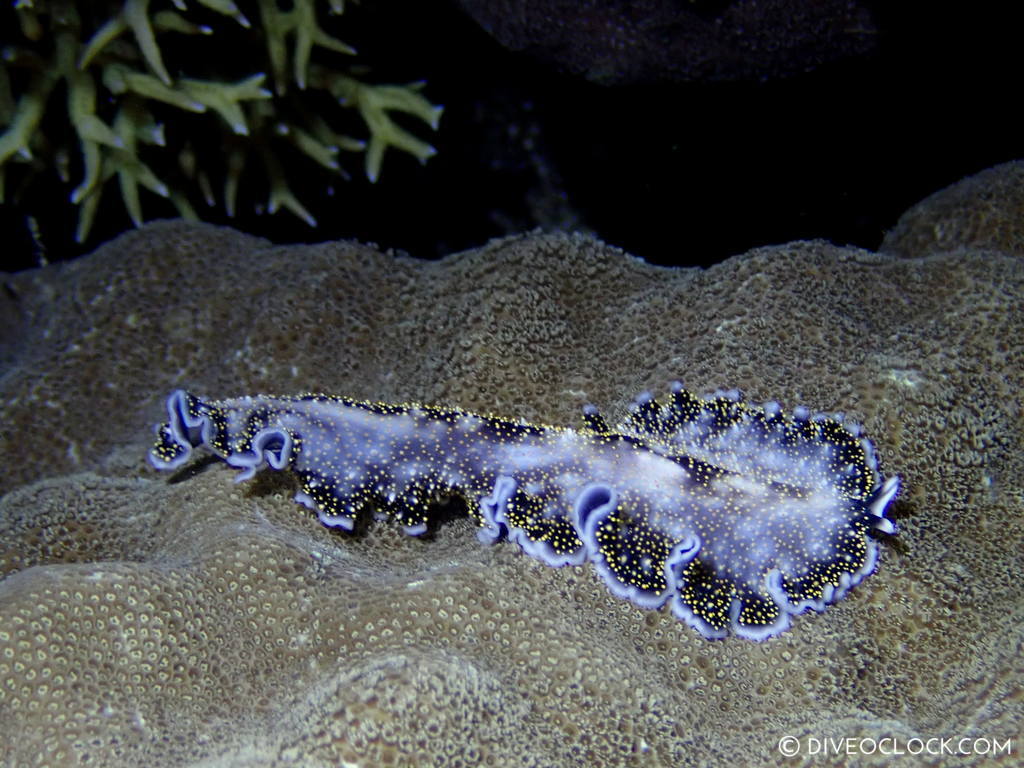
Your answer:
257;0;355;94
74;177;104;243
290;0;356;89
81;4;216;74
13;1;45;42
177;143;216;207
78;14;131;72
276;122;341;171
304;111;365;155
0;70;57;171
178;74;273;136
317;71;443;182
111;102;170;227
151;9;213;36
67;63;125;205
168;187;200;220
73;100;171;241
102;63;206;112
3;0;441;241
190;0;251;28
261;144;317;226
80;0;173;85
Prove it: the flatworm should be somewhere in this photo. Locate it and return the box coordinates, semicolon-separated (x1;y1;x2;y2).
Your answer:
149;383;899;641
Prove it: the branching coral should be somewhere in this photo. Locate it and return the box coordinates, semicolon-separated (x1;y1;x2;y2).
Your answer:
0;0;442;243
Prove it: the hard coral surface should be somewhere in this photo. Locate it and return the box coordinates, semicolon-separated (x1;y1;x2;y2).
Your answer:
455;0;877;84
882;160;1024;258
1;190;1022;765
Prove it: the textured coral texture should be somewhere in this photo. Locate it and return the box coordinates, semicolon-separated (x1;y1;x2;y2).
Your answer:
882;160;1024;258
1;171;1022;765
454;0;877;84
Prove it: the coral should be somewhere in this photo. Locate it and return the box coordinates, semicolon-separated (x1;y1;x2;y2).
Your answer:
881;160;1024;258
454;0;877;85
0;0;442;242
0;178;1021;763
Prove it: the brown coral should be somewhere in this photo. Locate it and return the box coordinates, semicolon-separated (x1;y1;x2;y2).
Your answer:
881;159;1024;258
1;184;1022;765
453;0;877;84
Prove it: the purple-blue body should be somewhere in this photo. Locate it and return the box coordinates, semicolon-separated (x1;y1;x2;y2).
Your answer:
150;383;898;640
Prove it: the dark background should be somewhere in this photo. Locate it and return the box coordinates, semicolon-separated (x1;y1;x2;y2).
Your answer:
1;1;1021;272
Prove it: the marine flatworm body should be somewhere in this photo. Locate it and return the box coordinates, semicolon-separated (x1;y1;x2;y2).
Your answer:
150;383;899;640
